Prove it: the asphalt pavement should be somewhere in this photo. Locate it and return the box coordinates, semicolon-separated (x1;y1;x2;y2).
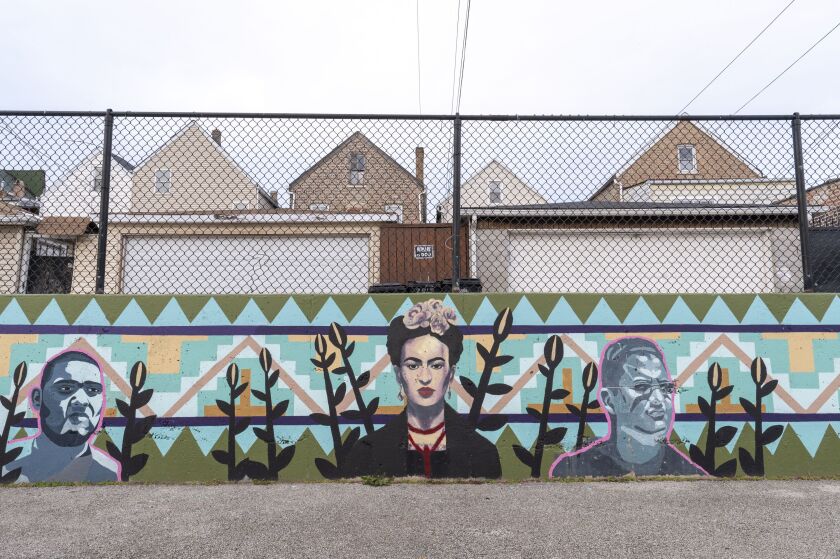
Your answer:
0;480;838;558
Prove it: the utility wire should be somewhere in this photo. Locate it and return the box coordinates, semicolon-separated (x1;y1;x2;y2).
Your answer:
449;0;462;114
735;18;840;114
679;0;797;114
416;0;422;114
455;0;472;114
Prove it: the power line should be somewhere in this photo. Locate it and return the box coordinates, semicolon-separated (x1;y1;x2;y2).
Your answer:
678;0;797;115
416;0;422;114
449;0;462;114
735;18;840;114
455;0;472;114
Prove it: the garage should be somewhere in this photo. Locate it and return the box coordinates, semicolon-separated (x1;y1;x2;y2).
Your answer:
508;228;775;293
122;235;370;294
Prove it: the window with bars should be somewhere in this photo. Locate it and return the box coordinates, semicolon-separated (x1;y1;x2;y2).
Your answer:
349;153;365;185
155;168;172;193
488;180;503;204
678;145;697;173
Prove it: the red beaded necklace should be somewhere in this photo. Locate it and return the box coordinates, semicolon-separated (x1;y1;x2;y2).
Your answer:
407;421;446;478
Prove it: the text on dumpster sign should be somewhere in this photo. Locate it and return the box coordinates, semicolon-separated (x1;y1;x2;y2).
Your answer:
414;245;434;259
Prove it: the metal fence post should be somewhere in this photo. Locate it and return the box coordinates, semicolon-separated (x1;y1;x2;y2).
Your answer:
95;109;114;294
791;112;813;291
450;114;462;292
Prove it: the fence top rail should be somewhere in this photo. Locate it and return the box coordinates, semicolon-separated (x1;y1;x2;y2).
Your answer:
1;110;839;121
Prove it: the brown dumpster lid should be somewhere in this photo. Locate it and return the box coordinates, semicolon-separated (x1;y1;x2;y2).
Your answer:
36;216;94;236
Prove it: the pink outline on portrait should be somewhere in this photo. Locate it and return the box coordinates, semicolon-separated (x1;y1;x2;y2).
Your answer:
548;335;707;478
7;347;122;481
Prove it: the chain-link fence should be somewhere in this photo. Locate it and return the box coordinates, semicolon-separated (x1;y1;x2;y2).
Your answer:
1;111;838;295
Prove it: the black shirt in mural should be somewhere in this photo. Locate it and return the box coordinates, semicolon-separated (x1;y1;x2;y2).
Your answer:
549;440;707;478
343;404;501;479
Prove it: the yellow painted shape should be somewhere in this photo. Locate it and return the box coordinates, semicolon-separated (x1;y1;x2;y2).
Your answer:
762;332;837;372
121;335;207;374
0;334;39;376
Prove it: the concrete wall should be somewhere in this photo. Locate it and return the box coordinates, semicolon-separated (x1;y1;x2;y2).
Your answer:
1;293;839;482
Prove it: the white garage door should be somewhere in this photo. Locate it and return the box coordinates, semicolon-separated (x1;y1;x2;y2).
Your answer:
122;235;370;294
508;229;774;293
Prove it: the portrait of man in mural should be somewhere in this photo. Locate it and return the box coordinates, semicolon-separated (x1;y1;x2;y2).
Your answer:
550;337;706;478
2;350;119;482
344;300;501;478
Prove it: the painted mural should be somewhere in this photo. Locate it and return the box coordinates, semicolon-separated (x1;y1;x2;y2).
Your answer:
1;292;840;482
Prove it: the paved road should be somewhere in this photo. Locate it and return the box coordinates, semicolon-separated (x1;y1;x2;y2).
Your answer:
0;480;838;558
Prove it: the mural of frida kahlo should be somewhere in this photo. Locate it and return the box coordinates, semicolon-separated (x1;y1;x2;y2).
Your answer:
344;300;501;479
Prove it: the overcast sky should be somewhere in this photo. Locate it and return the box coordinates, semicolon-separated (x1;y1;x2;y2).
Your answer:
2;0;839;115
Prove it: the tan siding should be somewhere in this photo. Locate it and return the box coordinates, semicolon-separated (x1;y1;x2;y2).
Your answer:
0;226;24;294
71;234;99;294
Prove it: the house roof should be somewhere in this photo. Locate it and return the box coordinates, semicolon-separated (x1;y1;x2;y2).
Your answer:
288;131;421;191
112;154;135;171
36;216;96;236
2;169;46;196
775;177;840;204
461;200;799;218
0;201;39;224
108;208;401;224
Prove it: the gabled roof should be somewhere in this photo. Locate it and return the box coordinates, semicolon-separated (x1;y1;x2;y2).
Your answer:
288;131;421;191
0;200;39;224
775;177;840;204
2;169;45;196
588;120;764;200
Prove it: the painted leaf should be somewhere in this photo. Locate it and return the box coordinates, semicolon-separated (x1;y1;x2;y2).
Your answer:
9;412;25;426
543;335;564;366
367;397;380;416
328;322;347;349
512;444;534;467
714;459;737;478
493;307;513;339
128;416;157;444
460;376;478;398
13;362;27;388
760;425;783;446
340;409;364;420
357;371;371;387
125;453;149;477
267;370;280;389
342;427;361;454
586;400;600;410
310;358;323;369
216;400;233;417
322;353;336;370
115;398;131;418
543;427;567;446
251;389;267;403
525;407;542;421
274;444;296;472
314;458;340;479
485;383;512;396
738;447;757;476
245;460;270;481
476;344;491;365
105;440;122;462
751;357;768;385
233;459;250;481
739;398;757;418
333;383;347;404
760;379;779;398
0;445;23;467
716;385;734;401
566;404;581;418
0;467;22;484
714;426;737;447
211;449;230;465
538;364;551;378
233;418;251;436
253;427;274;443
550;388;569;401
330;367;349;376
345;341;356;358
697;397;712;418
688;444;707;471
232;383;248;400
476;414;507;432
493;355;514;368
133;389;153;409
310;413;332;426
0;395;11;410
259;347;273;374
271;400;290;419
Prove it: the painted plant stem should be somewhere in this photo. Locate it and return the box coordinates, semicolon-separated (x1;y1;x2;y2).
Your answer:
464;307;513;431
0;362;27;483
249;347;295;480
107;361;156;481
211;363;251;481
570;363;599;450
738;357;781;477
514;336;568;478
329;322;378;435
689;363;737;477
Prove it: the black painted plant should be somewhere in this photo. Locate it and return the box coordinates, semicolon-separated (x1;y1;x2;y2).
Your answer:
688;363;737;477
569;362;600;450
106;361;157;481
246;348;296;481
513;335;568;478
462;307;514;432
212;363;251;481
0;362;27;484
329;322;379;436
310;333;359;479
738;357;781;477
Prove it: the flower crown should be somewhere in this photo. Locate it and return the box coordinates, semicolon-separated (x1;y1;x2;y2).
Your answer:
403;299;458;335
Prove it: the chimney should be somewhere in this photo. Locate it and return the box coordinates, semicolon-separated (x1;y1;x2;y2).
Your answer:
211;128;222;146
416;147;426;222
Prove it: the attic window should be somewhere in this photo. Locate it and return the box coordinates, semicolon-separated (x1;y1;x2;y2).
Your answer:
93;166;103;192
349;153;365;185
678;145;697;174
310;203;330;211
488;181;503;204
155;168;171;193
